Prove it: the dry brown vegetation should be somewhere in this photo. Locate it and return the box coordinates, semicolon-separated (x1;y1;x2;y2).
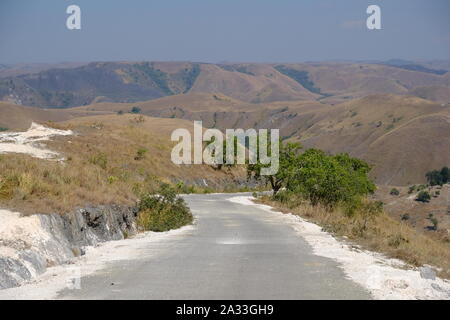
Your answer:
69;93;450;186
374;184;450;242
0;114;248;215
258;195;450;279
0;101;73;130
2;92;449;187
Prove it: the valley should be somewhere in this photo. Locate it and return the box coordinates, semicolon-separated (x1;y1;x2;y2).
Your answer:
0;59;449;294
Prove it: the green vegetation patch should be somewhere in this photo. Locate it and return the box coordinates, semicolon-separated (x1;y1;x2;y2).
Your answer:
274;65;323;95
248;141;375;213
426;167;450;186
416;190;431;203
180;64;201;93
137;183;193;232
134;62;173;95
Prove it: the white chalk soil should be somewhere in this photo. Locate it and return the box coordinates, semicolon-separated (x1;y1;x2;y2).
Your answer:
1;195;449;300
0;122;72;159
229;196;450;300
0;208;194;300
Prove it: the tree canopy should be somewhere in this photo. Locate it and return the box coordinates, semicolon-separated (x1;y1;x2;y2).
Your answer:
248;141;376;208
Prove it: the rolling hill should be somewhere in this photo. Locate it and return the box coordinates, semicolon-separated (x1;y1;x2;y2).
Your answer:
56;92;450;186
1;61;449;107
1;59;449;186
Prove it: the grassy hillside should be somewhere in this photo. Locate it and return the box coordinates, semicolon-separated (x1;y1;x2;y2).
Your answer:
0;114;249;215
409;86;450;104
297;95;450;185
0;62;203;107
65;92;450;186
2;61;448;107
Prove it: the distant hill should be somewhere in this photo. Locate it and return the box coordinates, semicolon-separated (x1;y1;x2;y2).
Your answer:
66;92;450;186
1;59;449;186
1;61;449;107
408;86;450;104
380;59;448;75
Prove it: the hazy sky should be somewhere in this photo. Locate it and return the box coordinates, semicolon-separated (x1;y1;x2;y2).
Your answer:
0;0;449;64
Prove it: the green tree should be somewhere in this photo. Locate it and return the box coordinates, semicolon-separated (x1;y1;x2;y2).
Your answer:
440;166;449;184
426;167;450;186
288;150;375;209
247;141;301;195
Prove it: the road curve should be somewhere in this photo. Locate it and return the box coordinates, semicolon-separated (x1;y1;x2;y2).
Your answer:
58;193;371;299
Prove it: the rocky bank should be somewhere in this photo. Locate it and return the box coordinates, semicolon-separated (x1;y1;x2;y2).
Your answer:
0;205;138;289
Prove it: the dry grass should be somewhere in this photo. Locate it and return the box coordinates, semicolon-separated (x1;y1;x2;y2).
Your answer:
0;114;248;215
258;195;450;279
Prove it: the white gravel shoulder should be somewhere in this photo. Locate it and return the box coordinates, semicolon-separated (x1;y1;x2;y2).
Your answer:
228;196;450;300
0;224;195;300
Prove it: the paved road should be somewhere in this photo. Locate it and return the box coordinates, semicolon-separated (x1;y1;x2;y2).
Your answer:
58;193;371;299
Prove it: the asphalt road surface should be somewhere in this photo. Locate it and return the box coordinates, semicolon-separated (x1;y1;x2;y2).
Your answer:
58;193;371;299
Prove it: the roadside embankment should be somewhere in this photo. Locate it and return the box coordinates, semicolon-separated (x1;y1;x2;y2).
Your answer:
0;205;138;289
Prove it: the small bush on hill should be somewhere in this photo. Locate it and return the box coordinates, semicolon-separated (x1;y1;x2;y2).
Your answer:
416;191;431;203
134;148;148;160
89;153;108;169
131;106;141;114
390;188;400;196
137;183;193;232
430;217;439;231
175;181;197;194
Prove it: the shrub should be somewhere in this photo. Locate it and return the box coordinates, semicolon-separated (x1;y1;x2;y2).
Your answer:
130;115;146;124
107;176;119;184
0;175;18;200
131;106;141;114
137;183;193;232
416;191;431;203
117;110;124;115
134;148;148;160
430;217;439;231
390;188;400;196
417;184;427;191
175;181;197;194
388;234;409;248
0;127;8;132
89;153;108;169
272;190;303;208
